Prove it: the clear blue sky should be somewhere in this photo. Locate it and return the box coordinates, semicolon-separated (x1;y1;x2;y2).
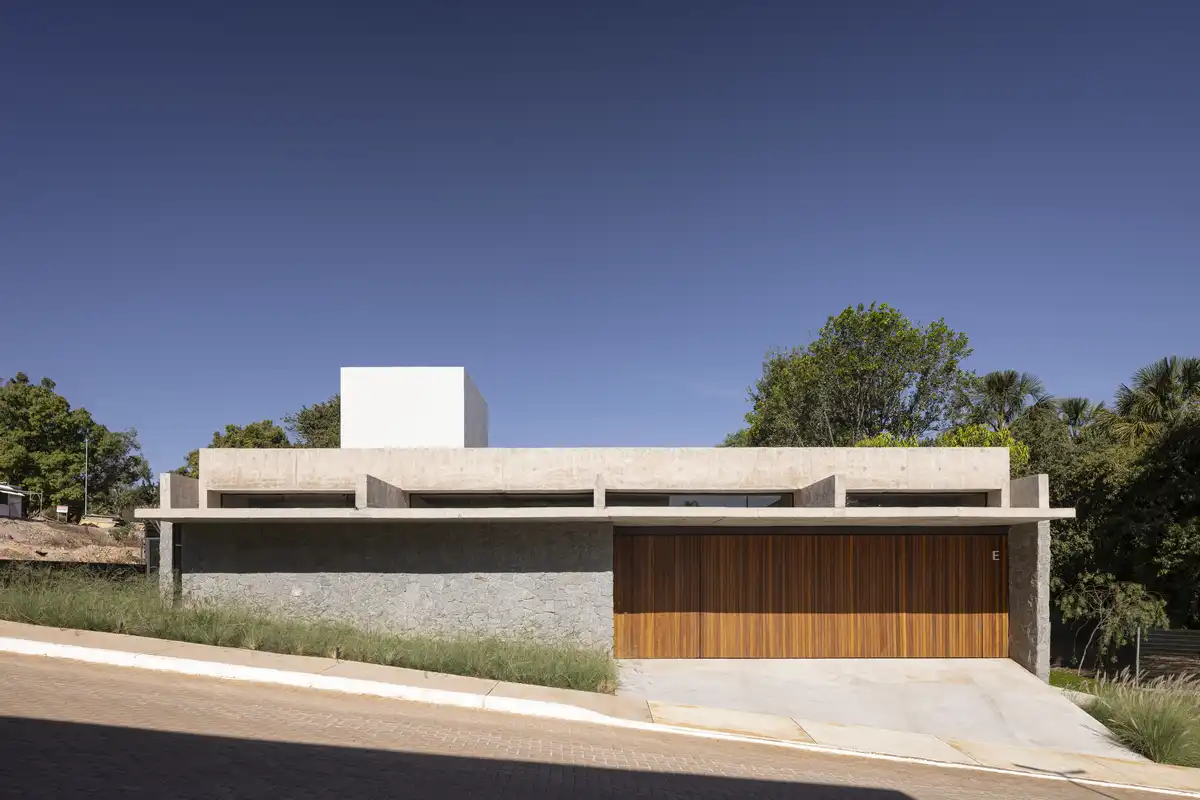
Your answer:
2;2;1197;475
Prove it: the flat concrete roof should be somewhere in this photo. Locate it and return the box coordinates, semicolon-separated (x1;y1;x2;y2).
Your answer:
136;506;1074;526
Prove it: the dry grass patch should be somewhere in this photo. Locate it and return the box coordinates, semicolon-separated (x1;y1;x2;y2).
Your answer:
0;567;617;693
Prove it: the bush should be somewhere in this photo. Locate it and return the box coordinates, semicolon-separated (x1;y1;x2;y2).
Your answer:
0;568;617;693
854;424;1030;477
1087;672;1200;767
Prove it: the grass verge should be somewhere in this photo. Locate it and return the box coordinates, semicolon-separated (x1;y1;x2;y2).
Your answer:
1085;673;1200;767
0;568;617;693
1049;668;1096;693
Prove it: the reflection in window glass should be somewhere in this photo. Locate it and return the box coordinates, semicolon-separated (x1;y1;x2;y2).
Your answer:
409;493;593;508
606;493;793;508
669;494;745;507
747;494;791;507
220;493;355;509
845;492;988;508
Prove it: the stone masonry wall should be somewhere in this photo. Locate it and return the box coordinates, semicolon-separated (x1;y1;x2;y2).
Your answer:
1008;521;1051;681
179;522;614;648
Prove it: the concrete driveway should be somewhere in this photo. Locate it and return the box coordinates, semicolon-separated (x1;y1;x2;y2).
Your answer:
618;659;1130;759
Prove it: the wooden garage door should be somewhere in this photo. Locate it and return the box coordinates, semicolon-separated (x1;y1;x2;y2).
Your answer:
613;533;701;658
613;531;1008;658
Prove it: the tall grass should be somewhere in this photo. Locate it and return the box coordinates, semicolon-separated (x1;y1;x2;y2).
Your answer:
1086;672;1200;767
0;568;617;693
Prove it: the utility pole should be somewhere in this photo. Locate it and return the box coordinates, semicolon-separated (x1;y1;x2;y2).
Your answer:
83;431;89;519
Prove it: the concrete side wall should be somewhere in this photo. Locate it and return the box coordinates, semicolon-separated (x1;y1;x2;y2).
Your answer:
355;475;408;508
161;473;199;509
179;522;614;648
1010;474;1049;509
199;447;1011;496
795;475;845;507
1008;475;1051;681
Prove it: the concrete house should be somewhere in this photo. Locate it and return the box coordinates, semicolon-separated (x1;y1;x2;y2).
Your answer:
139;367;1073;680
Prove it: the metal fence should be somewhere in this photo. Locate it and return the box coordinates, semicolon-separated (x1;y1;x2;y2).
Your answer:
1135;628;1200;679
142;534;160;575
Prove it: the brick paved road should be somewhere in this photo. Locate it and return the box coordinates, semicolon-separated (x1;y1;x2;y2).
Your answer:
0;653;1165;799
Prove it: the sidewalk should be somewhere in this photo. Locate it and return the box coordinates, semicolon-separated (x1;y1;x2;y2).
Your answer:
2;620;1198;797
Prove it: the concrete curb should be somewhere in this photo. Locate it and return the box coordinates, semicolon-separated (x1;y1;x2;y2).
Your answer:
2;634;1198;798
0;636;615;725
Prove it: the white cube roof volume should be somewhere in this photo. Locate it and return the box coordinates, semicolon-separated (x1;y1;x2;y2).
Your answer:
339;367;489;448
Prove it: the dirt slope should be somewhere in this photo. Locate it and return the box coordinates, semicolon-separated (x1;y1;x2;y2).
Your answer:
0;517;144;564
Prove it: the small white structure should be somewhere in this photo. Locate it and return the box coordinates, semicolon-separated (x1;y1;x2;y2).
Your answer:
339;367;488;449
0;483;26;518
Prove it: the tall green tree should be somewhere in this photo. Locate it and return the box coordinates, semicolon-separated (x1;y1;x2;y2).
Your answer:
1009;406;1093;589
719;428;750;447
0;373;152;513
1056;397;1103;441
734;303;973;446
966;370;1050;431
284;394;340;448
1095;415;1200;625
1098;356;1200;444
1012;405;1075;478
177;420;292;478
1019;384;1200;629
1046;436;1142;597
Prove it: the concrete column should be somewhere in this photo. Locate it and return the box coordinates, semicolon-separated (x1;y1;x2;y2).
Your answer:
158;473;197;603
355;475;408;509
1008;474;1051;681
593;473;606;510
157;522;180;603
794;474;845;507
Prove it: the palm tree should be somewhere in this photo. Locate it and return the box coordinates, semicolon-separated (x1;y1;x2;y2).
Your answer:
969;370;1050;430
1097;356;1200;444
1056;397;1102;441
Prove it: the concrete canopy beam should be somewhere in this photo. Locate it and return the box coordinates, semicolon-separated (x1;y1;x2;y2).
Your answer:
137;506;1075;525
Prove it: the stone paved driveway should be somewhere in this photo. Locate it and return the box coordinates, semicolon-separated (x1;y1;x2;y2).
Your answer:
0;653;1161;799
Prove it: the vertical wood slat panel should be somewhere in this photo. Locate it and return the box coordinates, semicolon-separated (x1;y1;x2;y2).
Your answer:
613;534;700;658
696;532;1008;659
